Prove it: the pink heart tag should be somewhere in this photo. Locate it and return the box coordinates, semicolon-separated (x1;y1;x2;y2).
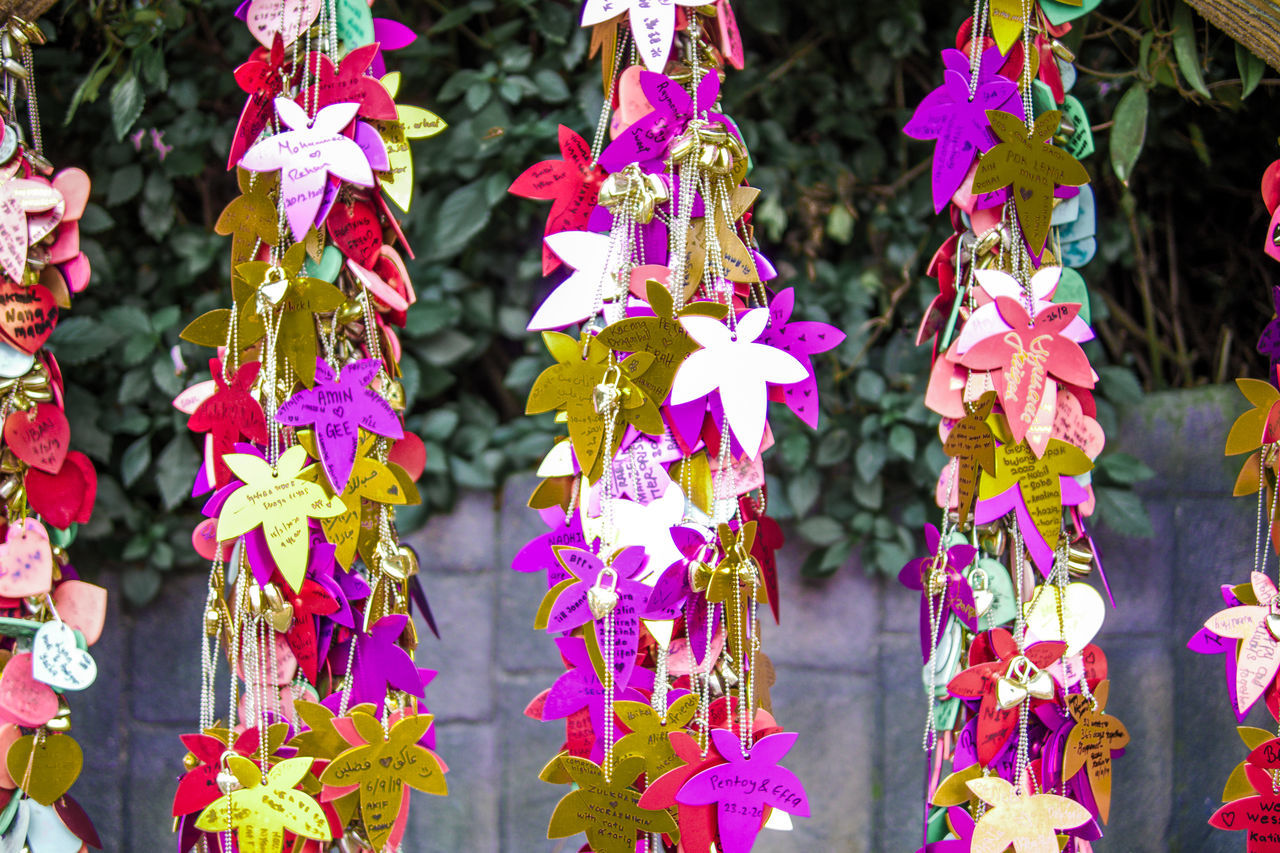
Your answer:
610;65;654;137
51;169;90;222
347;258;407;312
52;580;108;646
0;723;18;788
0;653;57;727
172;379;217;416
1052;391;1105;458
60;253;90;294
47;222;79;265
4;402;70;474
245;0;321;48
0;519;51;598
191;517;232;562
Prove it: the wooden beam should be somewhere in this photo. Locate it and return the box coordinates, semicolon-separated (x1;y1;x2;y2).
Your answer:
1186;0;1280;72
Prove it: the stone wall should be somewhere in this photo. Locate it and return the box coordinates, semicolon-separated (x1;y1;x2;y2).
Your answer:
72;386;1253;851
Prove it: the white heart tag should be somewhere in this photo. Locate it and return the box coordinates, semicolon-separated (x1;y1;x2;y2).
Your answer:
1024;582;1105;656
31;622;97;692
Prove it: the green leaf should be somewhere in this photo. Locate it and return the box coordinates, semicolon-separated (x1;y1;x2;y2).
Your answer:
797;516;845;546
427;181;492;261
110;71;145;140
854;370;886;401
826;204;854;244
154;435;197;511
46;317;121;365
121;435;152;488
855;441;886;482
888;423;916;459
1109;84;1149;186
1096;365;1144;407
815;428;852;466
121;567;161;607
1094;487;1154;538
1095;452;1156;485
786;468;821;517
533;68;570;103
106;166;143;207
1171;2;1211;99
799;540;854;578
1236;42;1266;99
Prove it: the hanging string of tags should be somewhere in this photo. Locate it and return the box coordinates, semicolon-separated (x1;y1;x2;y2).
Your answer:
172;2;447;851
509;2;835;851
0;11;110;851
902;2;1129;851
1191;144;1280;846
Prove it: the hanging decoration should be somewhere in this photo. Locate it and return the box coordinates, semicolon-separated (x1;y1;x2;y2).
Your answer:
903;1;1128;851
1192;135;1280;848
173;3;447;851
510;2;830;850
0;8;109;850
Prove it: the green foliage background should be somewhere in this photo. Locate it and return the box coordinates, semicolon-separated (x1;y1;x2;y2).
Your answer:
29;0;1279;603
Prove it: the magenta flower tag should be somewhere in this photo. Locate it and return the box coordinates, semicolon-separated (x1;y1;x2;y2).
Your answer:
676;728;809;852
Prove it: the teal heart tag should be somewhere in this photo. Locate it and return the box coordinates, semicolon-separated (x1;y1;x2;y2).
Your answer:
305;245;344;283
1061;95;1094;160
336;0;375;48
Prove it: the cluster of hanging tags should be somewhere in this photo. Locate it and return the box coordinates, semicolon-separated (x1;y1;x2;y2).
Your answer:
170;1;448;851
509;2;838;851
1191;127;1280;849
901;1;1131;851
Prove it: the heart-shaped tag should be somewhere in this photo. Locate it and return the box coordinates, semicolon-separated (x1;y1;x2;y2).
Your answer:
1267;612;1280;642
268;601;294;633
31;622;97;692
0;279;57;354
610;65;655;138
587;586;618;620
24;451;96;530
327;198;382;268
0;341;32;379
0;519;51;598
25;195;64;245
245;0;321;48
260;277;288;305
4;403;70;474
0;723;18;788
60;253;90;294
51;580;107;647
304;244;344;283
5;732;81;806
1024;582;1106;655
0;653;57;727
51;169;89;222
26;799;84;851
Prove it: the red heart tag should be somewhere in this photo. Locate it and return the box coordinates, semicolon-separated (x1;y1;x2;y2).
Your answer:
0;279;57;354
388;433;426;481
326;198;382;268
4;402;69;474
25;451;96;530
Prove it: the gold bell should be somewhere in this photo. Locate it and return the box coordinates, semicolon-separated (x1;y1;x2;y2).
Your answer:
336;299;364;324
